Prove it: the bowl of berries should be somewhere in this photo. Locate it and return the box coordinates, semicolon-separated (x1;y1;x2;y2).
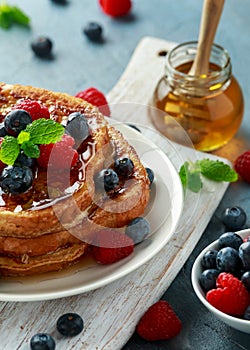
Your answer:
191;228;250;333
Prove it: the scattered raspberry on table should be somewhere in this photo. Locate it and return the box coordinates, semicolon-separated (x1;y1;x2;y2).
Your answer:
75;87;111;117
136;300;182;341
99;0;132;17
234;150;250;183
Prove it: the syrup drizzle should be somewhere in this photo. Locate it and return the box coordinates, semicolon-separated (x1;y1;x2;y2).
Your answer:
0;139;96;212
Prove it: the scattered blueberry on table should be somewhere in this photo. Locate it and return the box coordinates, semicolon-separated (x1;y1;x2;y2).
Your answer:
83;22;103;42
31;36;53;58
30;333;56;350
56;313;84;337
221;206;247;231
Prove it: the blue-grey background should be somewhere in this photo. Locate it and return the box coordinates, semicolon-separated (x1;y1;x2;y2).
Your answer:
0;1;250;349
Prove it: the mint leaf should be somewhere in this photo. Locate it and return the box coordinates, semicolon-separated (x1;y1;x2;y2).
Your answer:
179;158;238;193
0;4;12;28
25;118;64;145
179;161;202;193
17;130;30;144
21;141;40;158
199;159;238;182
0;136;19;165
179;162;188;188
0;4;30;29
11;6;30;26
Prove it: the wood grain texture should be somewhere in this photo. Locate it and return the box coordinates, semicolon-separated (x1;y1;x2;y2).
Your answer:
0;37;230;350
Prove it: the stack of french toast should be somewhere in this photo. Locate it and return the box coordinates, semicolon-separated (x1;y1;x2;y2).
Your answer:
0;82;150;276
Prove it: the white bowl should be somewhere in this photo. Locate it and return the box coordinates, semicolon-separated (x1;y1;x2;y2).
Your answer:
191;228;250;334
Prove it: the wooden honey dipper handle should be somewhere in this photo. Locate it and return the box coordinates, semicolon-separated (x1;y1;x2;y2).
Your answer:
189;0;225;76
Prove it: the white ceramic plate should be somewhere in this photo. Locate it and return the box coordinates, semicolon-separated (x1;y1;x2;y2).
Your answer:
0;123;184;301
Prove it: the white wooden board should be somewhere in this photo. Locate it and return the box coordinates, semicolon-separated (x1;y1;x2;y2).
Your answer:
0;37;230;350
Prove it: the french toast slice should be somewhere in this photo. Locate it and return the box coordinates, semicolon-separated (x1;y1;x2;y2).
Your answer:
0;82;150;276
0;82;110;237
0;243;87;276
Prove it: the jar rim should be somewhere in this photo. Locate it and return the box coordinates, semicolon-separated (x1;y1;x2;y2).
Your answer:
166;40;231;80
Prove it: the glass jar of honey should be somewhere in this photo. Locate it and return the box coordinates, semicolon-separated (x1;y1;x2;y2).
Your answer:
151;41;244;152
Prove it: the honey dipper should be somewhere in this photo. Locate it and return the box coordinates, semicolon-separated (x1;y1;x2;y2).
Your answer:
189;0;225;76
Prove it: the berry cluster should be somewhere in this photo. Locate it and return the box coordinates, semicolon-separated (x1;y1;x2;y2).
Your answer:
91;217;151;264
0;100;90;195
30;312;83;350
95;156;135;192
0;107;35;194
91;166;154;265
199;229;250;319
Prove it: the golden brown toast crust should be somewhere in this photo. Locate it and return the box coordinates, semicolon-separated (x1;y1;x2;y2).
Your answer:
0;243;88;276
0;82;150;276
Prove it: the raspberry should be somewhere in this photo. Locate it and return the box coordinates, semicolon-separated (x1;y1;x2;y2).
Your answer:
99;0;132;17
206;272;250;316
136;300;182;341
13;99;50;121
234;150;250;183
75;87;110;116
37;134;78;169
91;229;134;264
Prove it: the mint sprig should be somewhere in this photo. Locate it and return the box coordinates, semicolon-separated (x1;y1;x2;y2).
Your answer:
25;118;65;144
0;3;30;29
0;118;64;165
0;136;19;165
179;158;238;193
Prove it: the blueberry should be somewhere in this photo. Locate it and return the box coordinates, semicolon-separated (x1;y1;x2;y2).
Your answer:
31;36;53;58
243;305;250;320
218;231;243;251
201;249;218;270
114;157;134;178
65;112;89;146
56;313;84;337
146;168;154;186
216;247;242;274
0;122;7;137
96;168;119;192
221;206;247;230
199;269;220;293
241;271;250;292
125;217;151;244
83;22;103;42
4;109;32;136
30;333;55;350
0;166;33;194
239;241;250;270
15;151;35;168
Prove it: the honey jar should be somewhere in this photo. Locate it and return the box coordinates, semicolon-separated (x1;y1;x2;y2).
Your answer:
151;41;244;152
